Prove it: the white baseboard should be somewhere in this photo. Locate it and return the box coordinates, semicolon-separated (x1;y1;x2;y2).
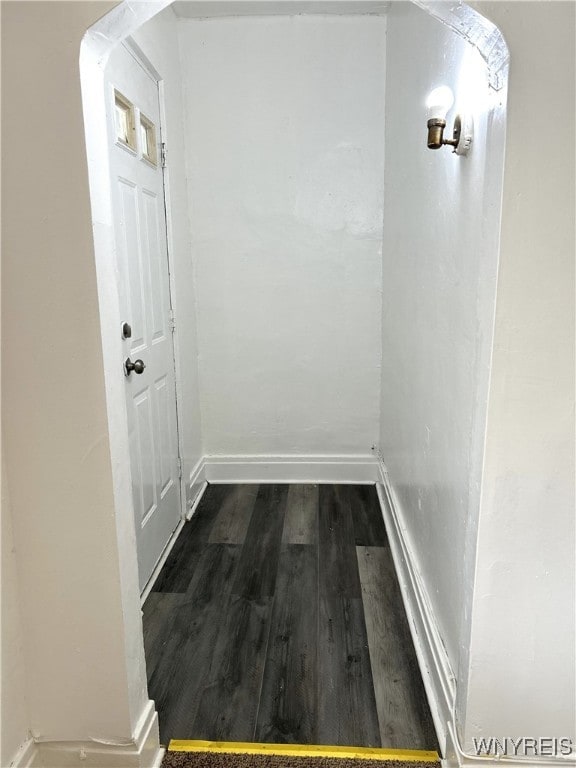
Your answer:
377;463;576;768
186;479;208;520
187;457;207;512
35;701;163;768
444;720;576;768
202;454;379;484
8;737;38;768
376;461;455;759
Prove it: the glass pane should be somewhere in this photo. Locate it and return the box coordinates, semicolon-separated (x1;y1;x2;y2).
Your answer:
114;91;135;150
140;122;149;156
116;103;130;144
140;115;156;166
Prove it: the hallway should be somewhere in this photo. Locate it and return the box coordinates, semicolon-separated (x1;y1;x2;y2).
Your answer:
143;484;438;750
3;2;575;766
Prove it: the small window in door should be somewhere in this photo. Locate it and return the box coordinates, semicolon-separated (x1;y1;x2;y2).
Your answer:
140;114;157;167
114;90;136;150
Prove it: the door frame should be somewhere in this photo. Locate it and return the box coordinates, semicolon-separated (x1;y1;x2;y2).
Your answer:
119;35;188;526
80;0;185;627
108;37;188;602
79;1;508;757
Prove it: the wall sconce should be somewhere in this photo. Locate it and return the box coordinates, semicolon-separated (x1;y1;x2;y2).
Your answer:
426;86;473;156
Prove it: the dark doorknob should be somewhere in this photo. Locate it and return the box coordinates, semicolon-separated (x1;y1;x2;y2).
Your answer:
125;357;146;375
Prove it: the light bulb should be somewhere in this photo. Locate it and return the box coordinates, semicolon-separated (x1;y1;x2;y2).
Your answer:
426;86;454;121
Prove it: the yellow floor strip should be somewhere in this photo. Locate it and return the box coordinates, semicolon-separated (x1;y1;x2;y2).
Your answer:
168;740;439;763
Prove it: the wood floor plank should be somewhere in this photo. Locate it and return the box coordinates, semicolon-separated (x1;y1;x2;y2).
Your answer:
144;483;438;751
282;485;318;545
317;591;381;747
190;594;273;742
146;544;241;743
318;485;361;597
232;484;288;598
209;485;259;545
152;485;222;593
357;546;438;750
348;485;389;547
150;530;202;594
142;592;187;680
255;545;318;744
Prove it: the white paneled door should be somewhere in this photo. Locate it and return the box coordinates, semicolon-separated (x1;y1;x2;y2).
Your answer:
107;44;181;592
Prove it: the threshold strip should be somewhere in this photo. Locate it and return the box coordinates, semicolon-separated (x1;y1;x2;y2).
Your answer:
168;740;439;763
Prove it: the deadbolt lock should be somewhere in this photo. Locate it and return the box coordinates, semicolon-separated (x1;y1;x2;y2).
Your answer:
122;322;132;339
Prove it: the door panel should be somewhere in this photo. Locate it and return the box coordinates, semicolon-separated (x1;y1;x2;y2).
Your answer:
143;190;168;341
107;43;181;591
134;386;158;525
118;179;147;353
155;375;174;496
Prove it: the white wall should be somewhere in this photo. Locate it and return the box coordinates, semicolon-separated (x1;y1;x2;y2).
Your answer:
178;14;386;457
380;1;575;759
1;458;32;766
379;0;504;681
463;0;575;750
2;2;574;765
131;7;204;501
2;2;158;763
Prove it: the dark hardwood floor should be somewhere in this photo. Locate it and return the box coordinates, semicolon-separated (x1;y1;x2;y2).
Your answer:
142;483;438;751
